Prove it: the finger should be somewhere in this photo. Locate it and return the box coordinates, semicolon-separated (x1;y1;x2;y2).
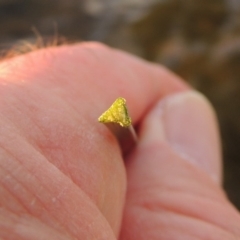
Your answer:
0;42;188;238
120;91;240;239
140;90;222;183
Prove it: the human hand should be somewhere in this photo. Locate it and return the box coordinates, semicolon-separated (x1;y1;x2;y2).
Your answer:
0;42;239;240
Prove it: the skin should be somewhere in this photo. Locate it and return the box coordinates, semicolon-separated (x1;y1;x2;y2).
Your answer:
0;42;239;240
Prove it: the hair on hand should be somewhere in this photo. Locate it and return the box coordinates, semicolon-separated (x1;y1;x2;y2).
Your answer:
0;34;69;61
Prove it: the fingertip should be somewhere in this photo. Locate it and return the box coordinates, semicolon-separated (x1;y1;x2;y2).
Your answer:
139;90;222;184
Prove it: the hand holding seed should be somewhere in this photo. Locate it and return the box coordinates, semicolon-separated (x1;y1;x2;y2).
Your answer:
0;42;239;240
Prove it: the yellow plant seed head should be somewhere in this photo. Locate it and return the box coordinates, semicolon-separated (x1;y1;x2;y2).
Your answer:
98;97;132;127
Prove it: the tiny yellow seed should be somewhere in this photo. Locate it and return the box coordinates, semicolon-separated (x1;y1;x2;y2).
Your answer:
98;97;132;127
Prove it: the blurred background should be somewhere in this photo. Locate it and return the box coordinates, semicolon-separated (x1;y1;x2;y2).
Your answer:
0;0;240;209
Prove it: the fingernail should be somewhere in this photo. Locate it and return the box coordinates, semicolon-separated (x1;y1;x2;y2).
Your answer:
140;91;222;183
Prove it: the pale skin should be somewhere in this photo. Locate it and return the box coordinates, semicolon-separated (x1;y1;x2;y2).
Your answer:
0;42;240;240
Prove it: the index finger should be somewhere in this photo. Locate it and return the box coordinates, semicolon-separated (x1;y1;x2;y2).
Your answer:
0;42;189;238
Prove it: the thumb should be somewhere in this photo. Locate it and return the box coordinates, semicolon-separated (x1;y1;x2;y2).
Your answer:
120;91;240;239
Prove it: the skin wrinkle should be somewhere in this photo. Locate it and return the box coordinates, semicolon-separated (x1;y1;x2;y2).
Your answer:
0;109;118;238
0;167;29;214
127;143;226;201
9;82;85;152
0;89;50;149
128;185;228;212
135;207;237;240
0;138;115;239
0;209;73;240
0;145;76;238
135;190;240;236
0;159;31;214
0;81;108;208
0;115;55;192
0;116;114;238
